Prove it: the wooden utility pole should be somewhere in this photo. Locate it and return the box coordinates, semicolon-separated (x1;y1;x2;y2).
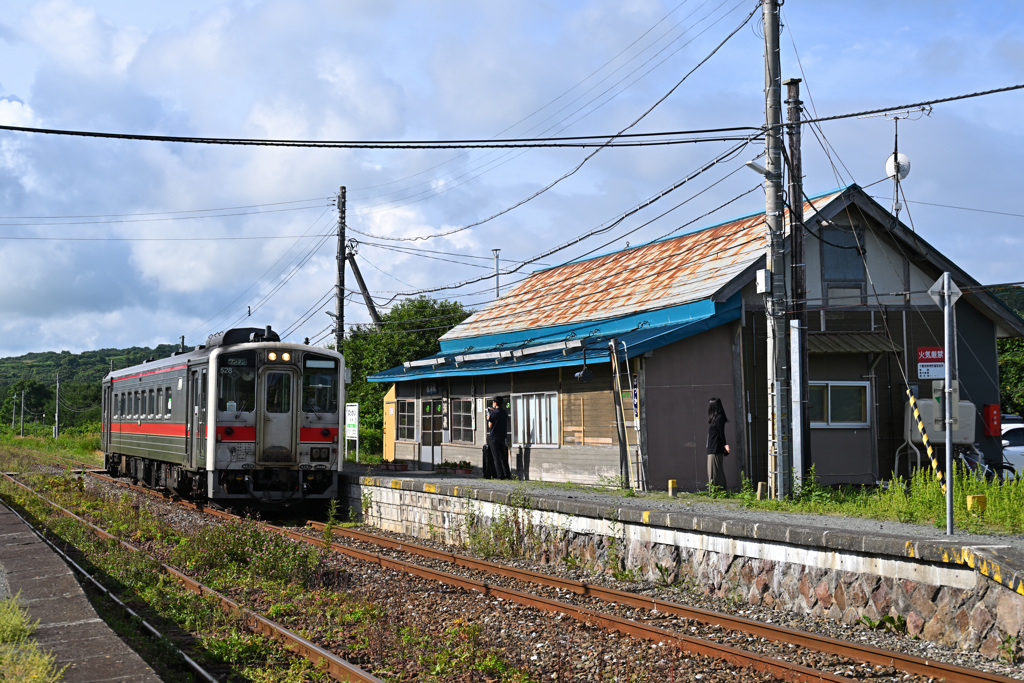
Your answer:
335;186;346;351
763;0;790;499
785;77;808;490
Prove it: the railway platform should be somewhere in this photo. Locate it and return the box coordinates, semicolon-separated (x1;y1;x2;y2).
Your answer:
0;501;160;683
343;467;1024;658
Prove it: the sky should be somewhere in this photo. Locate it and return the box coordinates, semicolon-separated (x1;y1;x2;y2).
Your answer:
1;0;1022;359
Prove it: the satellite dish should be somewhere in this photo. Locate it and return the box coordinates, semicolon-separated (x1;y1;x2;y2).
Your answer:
885;152;911;180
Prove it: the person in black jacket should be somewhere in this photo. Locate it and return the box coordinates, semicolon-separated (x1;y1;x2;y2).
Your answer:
487;398;512;480
706;397;729;490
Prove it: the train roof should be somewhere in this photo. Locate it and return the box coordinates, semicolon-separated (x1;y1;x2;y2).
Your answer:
102;326;337;382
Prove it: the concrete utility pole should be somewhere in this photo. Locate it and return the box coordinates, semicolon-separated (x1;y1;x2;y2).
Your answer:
55;373;60;438
785;77;808;491
763;0;791;499
335;186;346;351
20;390;24;437
492;249;501;299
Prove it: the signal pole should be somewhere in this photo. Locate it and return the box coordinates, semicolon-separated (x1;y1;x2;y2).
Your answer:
763;0;791;498
335;186;346;351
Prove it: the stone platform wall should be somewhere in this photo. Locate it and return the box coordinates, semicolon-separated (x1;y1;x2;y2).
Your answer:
342;477;1024;659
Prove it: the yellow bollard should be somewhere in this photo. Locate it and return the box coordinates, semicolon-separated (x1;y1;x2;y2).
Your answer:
668;479;677;497
756;482;769;501
967;495;987;514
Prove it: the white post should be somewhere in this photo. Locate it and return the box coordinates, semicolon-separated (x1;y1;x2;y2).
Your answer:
943;272;954;535
790;319;803;493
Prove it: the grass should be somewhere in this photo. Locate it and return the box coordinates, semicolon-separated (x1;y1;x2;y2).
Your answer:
731;465;1024;535
0;594;65;682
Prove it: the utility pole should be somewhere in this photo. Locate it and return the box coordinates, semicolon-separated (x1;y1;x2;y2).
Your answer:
20;390;24;437
763;0;791;499
492;249;501;299
335;186;346;351
346;240;383;329
55;372;60;438
785;77;808;491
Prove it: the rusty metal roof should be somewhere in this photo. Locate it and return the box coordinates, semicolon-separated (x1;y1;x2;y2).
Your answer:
444;189;845;342
807;332;901;355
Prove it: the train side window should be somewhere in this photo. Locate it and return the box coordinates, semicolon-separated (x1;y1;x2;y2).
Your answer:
119;394;125;417
149;389;155;417
156;389;163;416
165;386;172;415
134;391;140;416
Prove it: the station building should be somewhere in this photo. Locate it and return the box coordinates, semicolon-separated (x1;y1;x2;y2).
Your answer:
367;185;1024;491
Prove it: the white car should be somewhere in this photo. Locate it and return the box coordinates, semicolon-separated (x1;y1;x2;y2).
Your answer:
1000;418;1024;476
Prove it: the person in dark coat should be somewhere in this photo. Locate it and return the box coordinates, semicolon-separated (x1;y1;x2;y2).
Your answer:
706;397;729;490
487;398;512;479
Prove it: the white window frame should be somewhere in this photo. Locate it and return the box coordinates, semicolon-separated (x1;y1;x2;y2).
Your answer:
809;381;871;428
397;399;417;441
449;397;475;444
511;391;559;448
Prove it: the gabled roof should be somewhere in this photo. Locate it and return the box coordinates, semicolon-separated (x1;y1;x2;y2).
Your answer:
369;184;1024;384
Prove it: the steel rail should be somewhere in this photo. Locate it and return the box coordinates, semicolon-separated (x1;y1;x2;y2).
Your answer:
278;525;850;683
306;521;1018;683
0;473;382;683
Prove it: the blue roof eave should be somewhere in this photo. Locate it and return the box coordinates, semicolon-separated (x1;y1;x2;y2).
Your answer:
366;295;741;383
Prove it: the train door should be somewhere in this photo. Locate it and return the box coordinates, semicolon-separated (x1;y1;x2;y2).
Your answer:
101;384;110;452
420;399;443;468
189;368;208;469
258;367;299;462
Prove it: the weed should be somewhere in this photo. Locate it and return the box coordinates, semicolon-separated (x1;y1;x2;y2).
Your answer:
858;614;907;635
654;562;675;587
1000;634;1020;664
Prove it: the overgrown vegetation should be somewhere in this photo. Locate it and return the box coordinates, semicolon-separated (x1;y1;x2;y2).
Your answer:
734;465;1024;534
0;594;65;682
0;441;535;681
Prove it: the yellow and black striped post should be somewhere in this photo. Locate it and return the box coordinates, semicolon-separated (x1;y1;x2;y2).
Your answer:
906;389;946;494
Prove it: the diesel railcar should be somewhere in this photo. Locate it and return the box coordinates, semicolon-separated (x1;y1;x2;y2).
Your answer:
101;326;344;507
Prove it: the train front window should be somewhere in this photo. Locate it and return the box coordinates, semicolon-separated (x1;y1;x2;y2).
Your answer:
218;352;256;412
303;356;339;413
266;372;291;413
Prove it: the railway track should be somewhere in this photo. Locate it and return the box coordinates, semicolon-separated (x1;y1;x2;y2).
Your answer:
1;471;383;683
74;467;1022;681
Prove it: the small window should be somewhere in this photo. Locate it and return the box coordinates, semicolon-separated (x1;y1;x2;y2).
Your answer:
397;400;416;440
149;389;155;416
809;381;870;428
156;388;163;416
165;386;173;415
134;391;141;416
450;398;474;444
119;394;126;417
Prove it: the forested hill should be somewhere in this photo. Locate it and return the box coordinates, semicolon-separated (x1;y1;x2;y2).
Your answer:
0;344;185;387
0;344;188;432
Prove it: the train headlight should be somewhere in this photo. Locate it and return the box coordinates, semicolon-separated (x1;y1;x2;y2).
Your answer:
282;352;291;361
268;352;277;361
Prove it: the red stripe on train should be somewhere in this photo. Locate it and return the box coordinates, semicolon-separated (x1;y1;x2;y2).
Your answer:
300;427;338;443
109;422;188;437
217;426;256;441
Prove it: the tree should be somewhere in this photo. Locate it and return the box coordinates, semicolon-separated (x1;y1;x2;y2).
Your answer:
994;285;1024;415
342;296;471;452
